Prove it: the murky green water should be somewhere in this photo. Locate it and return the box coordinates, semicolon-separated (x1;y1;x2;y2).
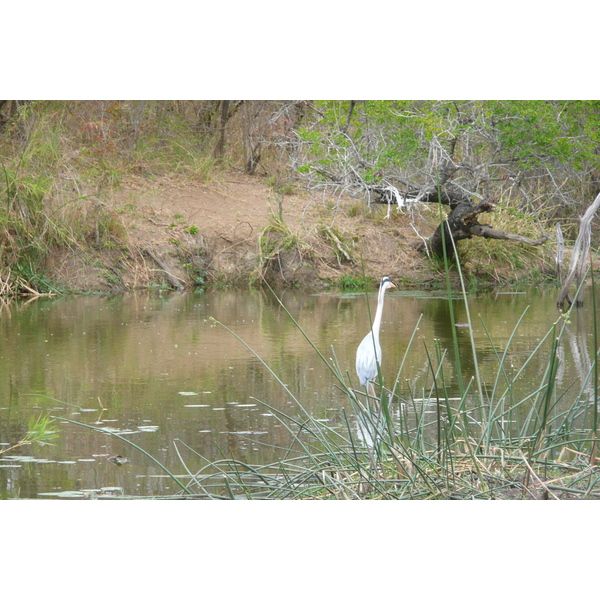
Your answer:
1;286;597;498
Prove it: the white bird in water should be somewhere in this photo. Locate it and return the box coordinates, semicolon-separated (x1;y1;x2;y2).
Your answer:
355;276;396;397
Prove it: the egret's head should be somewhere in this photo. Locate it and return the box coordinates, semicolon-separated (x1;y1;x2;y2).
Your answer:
380;276;396;291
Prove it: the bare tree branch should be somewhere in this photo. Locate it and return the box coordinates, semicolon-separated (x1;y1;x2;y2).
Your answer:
469;224;549;246
557;192;600;308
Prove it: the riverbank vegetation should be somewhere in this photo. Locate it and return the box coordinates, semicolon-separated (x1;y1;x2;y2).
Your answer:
1;100;599;296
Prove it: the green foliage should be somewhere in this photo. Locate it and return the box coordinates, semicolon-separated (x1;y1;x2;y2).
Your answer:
293;100;600;221
259;214;303;254
337;273;374;290
347;202;363;217
27;414;59;445
182;261;207;287
0;413;59;455
253;214;310;285
459;202;553;284
266;174;295;195
488;100;600;169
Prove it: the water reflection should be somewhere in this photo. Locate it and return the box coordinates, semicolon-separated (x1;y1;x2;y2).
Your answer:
0;286;597;498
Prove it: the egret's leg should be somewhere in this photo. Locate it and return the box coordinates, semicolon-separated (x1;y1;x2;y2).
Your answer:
367;381;375;399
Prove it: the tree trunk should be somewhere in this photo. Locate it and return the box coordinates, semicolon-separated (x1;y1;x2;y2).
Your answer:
557;192;600;308
212;100;230;161
555;223;565;285
131;100;146;148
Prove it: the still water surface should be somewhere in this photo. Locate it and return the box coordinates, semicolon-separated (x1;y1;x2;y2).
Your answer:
0;286;597;498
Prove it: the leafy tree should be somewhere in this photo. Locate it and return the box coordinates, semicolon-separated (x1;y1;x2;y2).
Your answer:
287;100;600;255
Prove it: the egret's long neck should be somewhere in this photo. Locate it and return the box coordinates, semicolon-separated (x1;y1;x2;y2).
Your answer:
371;285;386;341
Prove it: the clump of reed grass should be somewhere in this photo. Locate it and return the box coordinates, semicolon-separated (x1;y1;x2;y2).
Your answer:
253;214;312;286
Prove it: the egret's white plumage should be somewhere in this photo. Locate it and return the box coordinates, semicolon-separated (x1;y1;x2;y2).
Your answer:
355;277;396;392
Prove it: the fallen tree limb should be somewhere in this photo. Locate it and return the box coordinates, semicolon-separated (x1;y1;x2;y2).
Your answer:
469;224;549;246
144;248;185;290
414;196;549;258
370;183;468;209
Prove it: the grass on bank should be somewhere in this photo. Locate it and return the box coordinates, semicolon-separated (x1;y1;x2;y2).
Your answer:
0;102;219;295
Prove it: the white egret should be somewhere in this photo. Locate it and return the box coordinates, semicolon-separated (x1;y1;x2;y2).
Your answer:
355;276;396;396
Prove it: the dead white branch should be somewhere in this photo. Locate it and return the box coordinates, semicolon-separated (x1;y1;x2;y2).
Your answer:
555;223;565;285
557;192;600;308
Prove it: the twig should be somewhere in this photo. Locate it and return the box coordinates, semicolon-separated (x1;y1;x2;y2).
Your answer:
519;450;560;500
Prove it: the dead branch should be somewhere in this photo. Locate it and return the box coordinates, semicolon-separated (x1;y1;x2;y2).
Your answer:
557;192;600;308
469;224;549;246
370;183;468;209
144;248;185;290
555;223;565;285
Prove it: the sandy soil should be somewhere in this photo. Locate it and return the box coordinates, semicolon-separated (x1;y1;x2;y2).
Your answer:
48;169;436;292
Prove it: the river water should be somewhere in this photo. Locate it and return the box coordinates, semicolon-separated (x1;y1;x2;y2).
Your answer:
0;285;597;499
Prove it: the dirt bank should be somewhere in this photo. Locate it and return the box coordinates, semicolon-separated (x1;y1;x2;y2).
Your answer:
45;170;552;293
